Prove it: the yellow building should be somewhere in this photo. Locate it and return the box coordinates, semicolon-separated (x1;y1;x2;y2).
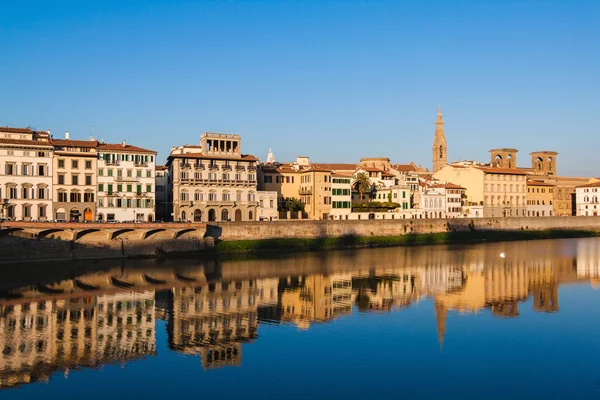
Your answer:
526;180;555;217
258;156;332;220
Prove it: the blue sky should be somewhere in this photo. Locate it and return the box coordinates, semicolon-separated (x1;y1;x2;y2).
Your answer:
1;0;598;175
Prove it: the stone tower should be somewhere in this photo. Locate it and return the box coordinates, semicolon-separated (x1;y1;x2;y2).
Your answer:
530;151;558;176
489;148;518;169
432;106;447;173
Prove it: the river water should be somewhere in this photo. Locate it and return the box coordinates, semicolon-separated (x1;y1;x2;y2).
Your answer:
1;237;599;399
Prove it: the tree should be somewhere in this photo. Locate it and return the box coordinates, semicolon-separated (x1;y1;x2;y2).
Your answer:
354;172;372;201
283;197;305;212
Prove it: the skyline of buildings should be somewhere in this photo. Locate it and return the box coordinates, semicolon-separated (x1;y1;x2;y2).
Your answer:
1;108;598;222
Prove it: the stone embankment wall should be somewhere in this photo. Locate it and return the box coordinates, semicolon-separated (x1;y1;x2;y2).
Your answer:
2;217;600;263
207;216;600;240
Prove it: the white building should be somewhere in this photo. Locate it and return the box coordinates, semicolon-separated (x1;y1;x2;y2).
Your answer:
575;181;600;216
330;172;352;220
430;183;465;218
257;191;278;221
96;141;157;222
0;127;53;221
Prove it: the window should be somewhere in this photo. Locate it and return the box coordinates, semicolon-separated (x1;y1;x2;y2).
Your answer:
98;169;104;176
72;175;79;185
72;160;79;169
146;184;151;193
58;191;67;202
37;151;46;157
137;170;142;177
127;169;132;177
84;192;94;202
146;170;151;178
23;204;31;218
265;176;272;183
58;159;65;168
117;184;123;192
127;184;132;192
38;165;46;176
248;174;256;181
39;205;46;218
38;187;45;199
270;199;274;208
107;169;113;177
21;164;30;176
22;187;29;199
85;175;92;185
70;191;81;202
222;192;230;201
209;192;217;201
58;174;65;185
6;163;15;175
85;160;92;169
98;184;104;192
136;185;142;195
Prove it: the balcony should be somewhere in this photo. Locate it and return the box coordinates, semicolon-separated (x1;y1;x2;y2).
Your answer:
115;176;140;182
135;161;148;167
247;166;257;171
105;160;119;166
208;164;219;171
180;163;191;169
194;164;205;170
235;165;246;171
299;187;312;195
222;165;232;171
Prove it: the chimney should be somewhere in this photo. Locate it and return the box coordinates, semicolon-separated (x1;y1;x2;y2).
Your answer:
122;140;126;147
65;131;70;140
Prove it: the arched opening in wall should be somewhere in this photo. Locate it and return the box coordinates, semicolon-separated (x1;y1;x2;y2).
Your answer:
97;213;104;221
221;209;229;222
503;210;507;217
368;213;375;220
193;209;202;222
208;209;216;222
147;214;153;222
83;208;93;221
181;211;187;221
536;157;543;171
248;210;254;221
506;154;513;169
547;157;554;173
69;208;80;222
536;211;540;217
234;209;242;222
494;155;502;167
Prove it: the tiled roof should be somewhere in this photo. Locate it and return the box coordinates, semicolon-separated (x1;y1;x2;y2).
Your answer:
527;180;555;187
52;139;98;148
0;126;33;134
155;165;169;170
98;143;157;154
168;152;257;161
476;167;530;175
0;138;53;147
575;181;600;189
311;163;357;171
392;163;417;172
332;172;353;177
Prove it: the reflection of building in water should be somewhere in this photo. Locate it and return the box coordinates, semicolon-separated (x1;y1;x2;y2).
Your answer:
0;290;156;389
280;274;352;329
168;278;278;369
576;238;600;279
528;261;559;313
353;269;423;312
485;262;529;318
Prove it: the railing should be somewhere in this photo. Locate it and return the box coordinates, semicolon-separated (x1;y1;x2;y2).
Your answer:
299;188;312;195
194;164;205;170
222;165;232;171
208;165;219;170
180;163;191;169
235;165;246;171
115;176;140;182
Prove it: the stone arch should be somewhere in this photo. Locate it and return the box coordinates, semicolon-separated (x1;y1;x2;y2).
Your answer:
221;209;229;221
83;208;93;221
147;214;154;222
55;207;66;221
69;207;80;222
234;209;242;222
181;210;187;221
506;154;513;168
75;228;102;241
248;210;254;221
193;209;202;222
208;209;216;222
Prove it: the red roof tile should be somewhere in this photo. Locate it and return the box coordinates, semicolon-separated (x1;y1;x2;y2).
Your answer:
0;138;53;147
52;139;99;148
575;182;600;189
0;127;33;134
476;167;530;175
98;143;156;154
311;163;357;171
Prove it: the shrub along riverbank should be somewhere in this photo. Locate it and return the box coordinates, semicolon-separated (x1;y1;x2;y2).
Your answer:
212;229;600;255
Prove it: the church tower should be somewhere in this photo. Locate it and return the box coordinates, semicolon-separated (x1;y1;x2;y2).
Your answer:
432;106;447;173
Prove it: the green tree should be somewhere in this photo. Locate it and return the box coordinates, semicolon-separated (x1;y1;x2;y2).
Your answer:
283;197;305;212
354;172;372;202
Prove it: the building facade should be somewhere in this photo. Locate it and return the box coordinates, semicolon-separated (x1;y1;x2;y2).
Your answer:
575;181;600;216
168;133;259;222
526;180;555;217
51;135;98;221
0;127;53;221
330;173;352;220
257;191;278;221
96;141;157;222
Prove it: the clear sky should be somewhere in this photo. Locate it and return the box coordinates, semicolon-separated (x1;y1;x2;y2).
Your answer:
1;0;598;175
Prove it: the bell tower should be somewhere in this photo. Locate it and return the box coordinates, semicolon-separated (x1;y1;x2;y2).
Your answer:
432;106;447;173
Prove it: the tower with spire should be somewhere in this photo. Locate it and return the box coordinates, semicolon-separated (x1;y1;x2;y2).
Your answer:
432;106;447;173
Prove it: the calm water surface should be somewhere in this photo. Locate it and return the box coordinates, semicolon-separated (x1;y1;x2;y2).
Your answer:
1;238;600;399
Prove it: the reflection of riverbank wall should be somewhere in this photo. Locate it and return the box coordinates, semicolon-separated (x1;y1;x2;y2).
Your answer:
1;217;600;262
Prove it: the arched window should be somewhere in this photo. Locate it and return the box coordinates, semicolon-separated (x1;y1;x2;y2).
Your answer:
221;209;229;221
248;210;254;221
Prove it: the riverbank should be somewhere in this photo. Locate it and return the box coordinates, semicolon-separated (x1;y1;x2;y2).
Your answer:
212;229;600;255
2;217;600;263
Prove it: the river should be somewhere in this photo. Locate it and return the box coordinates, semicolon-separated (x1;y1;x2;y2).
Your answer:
1;237;599;399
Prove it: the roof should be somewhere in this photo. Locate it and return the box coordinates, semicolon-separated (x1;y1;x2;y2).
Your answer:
52;139;98;148
332;172;353;178
431;183;466;190
311;163;357;171
391;163;417;172
527;180;555;187
489;148;519;153
98;143;157;154
155;165;169;171
476;167;530;175
359;167;384;173
168;152;257;161
0;126;33;134
575;182;600;189
0;138;53;148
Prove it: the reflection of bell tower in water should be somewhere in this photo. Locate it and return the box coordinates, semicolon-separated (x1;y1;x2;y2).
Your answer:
432;106;447;173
